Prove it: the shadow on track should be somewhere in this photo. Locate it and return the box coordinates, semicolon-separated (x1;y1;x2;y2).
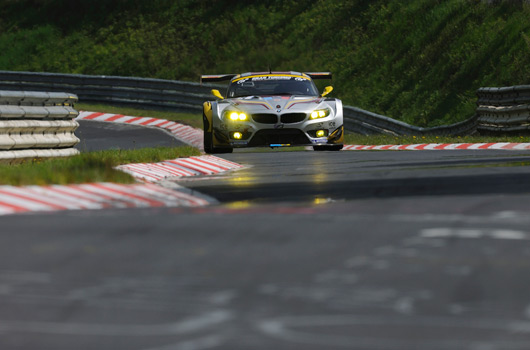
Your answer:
197;172;530;203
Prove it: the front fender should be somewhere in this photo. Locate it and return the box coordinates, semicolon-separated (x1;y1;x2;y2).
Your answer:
203;101;213;132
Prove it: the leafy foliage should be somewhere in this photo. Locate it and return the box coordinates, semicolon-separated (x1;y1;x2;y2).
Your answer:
1;0;529;126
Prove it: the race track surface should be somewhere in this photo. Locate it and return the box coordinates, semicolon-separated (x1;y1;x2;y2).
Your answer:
182;150;530;202
2;124;530;349
75;120;186;151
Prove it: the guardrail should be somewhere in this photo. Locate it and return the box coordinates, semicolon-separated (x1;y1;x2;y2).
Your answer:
0;71;218;113
0;71;527;136
0;90;80;163
476;85;530;133
477;85;530;106
343;106;477;136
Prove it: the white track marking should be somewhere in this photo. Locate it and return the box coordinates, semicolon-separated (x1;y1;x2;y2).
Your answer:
420;228;528;240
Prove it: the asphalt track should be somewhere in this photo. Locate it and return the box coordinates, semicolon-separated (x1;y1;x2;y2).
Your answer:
2;122;530;349
75;120;186;151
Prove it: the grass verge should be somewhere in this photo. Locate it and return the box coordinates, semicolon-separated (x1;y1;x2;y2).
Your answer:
0;146;200;186
344;133;530;146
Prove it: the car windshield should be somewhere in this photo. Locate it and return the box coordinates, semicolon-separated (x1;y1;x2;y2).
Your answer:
227;76;319;98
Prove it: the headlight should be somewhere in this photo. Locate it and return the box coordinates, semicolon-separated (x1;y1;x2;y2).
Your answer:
310;109;331;120
316;130;326;137
226;111;248;121
232;132;243;139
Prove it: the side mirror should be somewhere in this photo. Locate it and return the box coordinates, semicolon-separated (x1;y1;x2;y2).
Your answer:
211;89;224;100
321;86;333;97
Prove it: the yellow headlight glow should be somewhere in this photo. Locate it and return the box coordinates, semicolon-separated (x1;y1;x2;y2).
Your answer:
316;130;326;138
310;109;330;120
233;132;243;139
228;112;248;121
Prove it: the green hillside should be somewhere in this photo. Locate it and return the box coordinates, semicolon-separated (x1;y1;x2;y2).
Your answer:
0;0;529;127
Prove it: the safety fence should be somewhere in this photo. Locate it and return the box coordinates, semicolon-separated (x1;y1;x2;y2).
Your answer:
0;90;80;163
0;71;528;136
476;85;530;133
343;106;478;136
0;71;216;113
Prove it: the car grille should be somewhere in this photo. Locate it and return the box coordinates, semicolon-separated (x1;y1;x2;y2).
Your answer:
248;129;310;147
281;113;306;123
252;114;278;124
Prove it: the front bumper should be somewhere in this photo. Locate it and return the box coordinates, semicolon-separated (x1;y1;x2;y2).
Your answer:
214;116;343;148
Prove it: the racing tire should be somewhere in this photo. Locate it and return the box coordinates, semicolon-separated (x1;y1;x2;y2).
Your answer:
204;131;233;154
203;112;233;154
203;130;214;154
313;144;343;151
203;133;232;153
212;147;233;154
203;131;233;154
203;111;214;154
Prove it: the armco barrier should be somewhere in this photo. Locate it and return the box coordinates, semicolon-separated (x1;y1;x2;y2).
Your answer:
0;71;474;136
0;90;80;163
0;71;527;136
476;85;530;133
343;106;478;136
477;85;530;106
0;71;219;113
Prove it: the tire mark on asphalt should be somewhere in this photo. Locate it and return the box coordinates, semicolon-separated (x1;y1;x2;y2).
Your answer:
0;310;233;336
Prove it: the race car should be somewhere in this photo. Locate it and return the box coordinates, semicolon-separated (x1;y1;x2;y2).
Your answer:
200;71;343;153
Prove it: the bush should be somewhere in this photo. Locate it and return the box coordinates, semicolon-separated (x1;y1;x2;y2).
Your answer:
0;0;529;127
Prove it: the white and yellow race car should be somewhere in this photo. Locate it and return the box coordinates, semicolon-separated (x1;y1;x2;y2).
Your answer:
200;71;343;153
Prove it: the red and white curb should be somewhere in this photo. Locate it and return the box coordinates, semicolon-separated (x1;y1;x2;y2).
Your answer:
75;112;530;153
0;113;245;215
342;142;530;151
76;111;204;150
117;155;244;183
0;155;244;216
0;183;211;216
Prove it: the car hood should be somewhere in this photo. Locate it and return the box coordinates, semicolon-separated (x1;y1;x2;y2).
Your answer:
222;95;326;113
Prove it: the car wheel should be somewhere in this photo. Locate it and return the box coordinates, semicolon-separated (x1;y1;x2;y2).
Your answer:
213;147;233;154
203;114;214;154
203;130;214;154
313;145;343;151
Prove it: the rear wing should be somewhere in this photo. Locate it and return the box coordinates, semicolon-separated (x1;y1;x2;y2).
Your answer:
305;72;332;80
200;74;238;84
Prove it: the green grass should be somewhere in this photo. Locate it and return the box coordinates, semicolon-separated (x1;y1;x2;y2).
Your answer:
76;103;203;128
0;146;200;186
344;133;530;146
1;1;529;128
0;103;201;186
